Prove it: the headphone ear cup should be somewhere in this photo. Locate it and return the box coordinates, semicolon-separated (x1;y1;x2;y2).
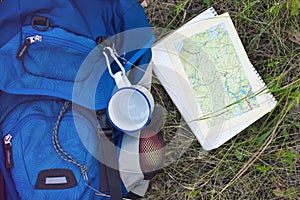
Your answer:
139;129;165;180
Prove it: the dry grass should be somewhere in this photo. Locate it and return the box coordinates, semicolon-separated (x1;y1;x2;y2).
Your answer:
143;0;300;199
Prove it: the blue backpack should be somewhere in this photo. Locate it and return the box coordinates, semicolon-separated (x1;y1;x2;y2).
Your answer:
0;1;163;199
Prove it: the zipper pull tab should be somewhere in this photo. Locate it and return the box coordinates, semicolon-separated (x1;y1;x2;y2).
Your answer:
3;134;14;169
16;35;42;60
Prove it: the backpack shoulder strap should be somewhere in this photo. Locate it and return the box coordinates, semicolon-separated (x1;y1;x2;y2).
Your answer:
97;110;123;199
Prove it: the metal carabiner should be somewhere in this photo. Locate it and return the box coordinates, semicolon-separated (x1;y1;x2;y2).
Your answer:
102;46;126;78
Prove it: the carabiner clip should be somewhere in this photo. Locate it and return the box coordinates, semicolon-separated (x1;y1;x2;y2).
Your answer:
102;46;125;78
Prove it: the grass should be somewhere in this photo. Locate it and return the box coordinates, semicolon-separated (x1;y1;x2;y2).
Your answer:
143;0;300;199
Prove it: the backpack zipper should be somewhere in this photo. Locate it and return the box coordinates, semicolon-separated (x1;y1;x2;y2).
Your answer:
3;134;14;168
16;34;94;60
16;35;42;60
42;36;93;54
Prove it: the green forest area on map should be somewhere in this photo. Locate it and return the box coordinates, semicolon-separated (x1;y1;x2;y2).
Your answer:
174;23;259;126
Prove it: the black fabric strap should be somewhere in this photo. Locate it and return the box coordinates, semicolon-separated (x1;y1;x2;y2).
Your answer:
99;130;123;200
126;192;142;200
99;154;109;192
0;170;6;200
97;110;123;200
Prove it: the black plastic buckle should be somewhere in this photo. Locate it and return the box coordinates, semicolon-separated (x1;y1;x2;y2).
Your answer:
31;16;50;31
97;109;114;139
97;110;112;129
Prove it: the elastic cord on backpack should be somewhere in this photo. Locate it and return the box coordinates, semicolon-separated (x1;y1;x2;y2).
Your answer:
52;101;88;181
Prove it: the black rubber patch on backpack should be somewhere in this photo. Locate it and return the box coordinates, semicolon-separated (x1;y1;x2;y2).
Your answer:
35;168;77;190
